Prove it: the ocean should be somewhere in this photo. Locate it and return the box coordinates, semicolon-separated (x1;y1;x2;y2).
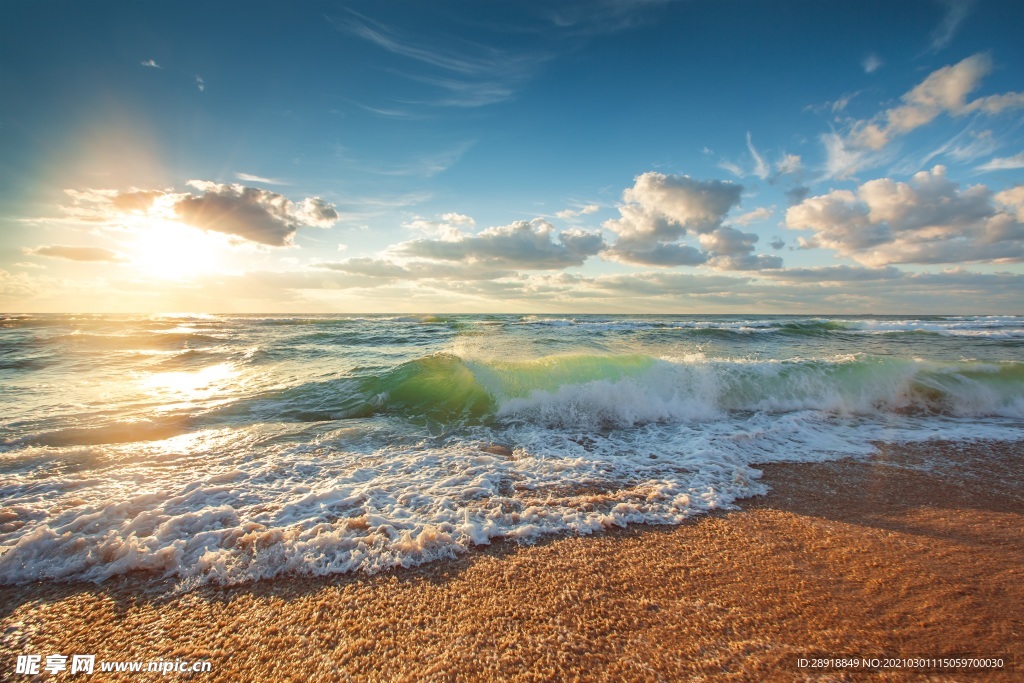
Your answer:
1;313;1022;587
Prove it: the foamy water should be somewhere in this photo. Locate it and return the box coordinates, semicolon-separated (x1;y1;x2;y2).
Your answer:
1;313;1022;586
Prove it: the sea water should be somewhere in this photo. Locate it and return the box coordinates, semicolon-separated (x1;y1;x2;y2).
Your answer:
1;313;1022;585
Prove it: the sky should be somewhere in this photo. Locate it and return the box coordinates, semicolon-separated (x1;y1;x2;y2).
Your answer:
1;0;1023;314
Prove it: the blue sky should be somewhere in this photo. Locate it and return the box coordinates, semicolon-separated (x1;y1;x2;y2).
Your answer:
1;0;1023;312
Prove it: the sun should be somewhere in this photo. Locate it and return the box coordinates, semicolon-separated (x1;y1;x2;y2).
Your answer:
127;216;226;279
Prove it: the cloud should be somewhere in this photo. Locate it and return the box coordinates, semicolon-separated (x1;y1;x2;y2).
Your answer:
555;204;600;219
733;206;774;226
338;10;545;109
848;54;1024;151
140;59;161;69
928;0;974;53
776;154;802;175
784;186;810;206
360;141;475;177
403;213;475;241
396;218;604;270
862;54;883;74
235;173;286;185
602;172;781;270
747;132;770;179
318;257;516;281
976;152;1024;171
25;245;127;263
764;265;905;283
768;237;786;250
174;181;339;246
718;133;773;180
785;165;1024;265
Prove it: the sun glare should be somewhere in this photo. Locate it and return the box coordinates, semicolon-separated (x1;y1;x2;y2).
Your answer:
128;217;224;279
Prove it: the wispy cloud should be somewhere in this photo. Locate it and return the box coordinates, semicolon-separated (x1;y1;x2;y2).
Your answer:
235;173;287;185
927;0;975;53
862;53;883;74
25;245;128;263
196;75;205;92
976;151;1024;171
360;141;475;178
746;132;770;180
822;54;1024;178
140;59;161;69
337;10;547;109
733;206;774;226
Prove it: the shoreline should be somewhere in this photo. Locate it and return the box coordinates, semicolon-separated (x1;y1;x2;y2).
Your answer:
2;438;1022;681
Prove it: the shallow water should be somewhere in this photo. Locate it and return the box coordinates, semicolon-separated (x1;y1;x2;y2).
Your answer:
1;313;1022;585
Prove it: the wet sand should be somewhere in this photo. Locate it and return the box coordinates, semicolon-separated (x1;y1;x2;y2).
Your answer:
2;440;1021;681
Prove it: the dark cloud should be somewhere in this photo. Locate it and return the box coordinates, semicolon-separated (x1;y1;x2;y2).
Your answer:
174;182;337;247
784;186;810;206
396;219;604;269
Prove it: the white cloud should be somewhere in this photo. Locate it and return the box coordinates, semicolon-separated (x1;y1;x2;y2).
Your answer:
602;172;780;270
140;59;161;69
235;173;286;185
776;154;802;175
862;54;883;74
403;214;475;241
733;206;774;226
847;54;1024;151
196;75;205;92
555;204;600;219
718;133;772;180
747;132;770;179
786;165;1024;265
976;152;1024;172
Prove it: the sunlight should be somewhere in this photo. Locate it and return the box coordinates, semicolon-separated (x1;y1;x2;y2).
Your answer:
141;362;236;407
127;216;225;279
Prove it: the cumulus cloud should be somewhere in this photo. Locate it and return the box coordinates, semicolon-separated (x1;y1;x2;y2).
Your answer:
25;245;127;263
397;218;604;270
821;54;1024;179
785;165;1024;265
768;237;786;250
848;54;1024;151
602;172;779;270
174;181;338;246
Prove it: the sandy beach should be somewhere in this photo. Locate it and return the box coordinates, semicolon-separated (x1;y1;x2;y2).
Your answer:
2;439;1021;682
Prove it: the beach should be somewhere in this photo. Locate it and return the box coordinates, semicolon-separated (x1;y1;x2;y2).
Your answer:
3;438;1020;681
